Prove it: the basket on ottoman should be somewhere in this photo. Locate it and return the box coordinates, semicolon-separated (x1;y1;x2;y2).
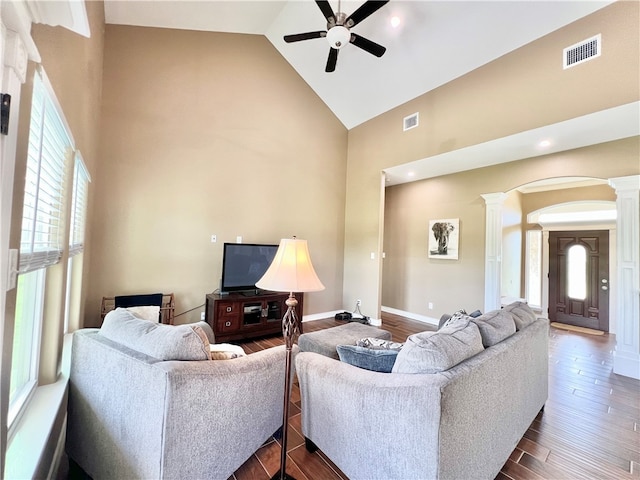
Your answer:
298;322;392;359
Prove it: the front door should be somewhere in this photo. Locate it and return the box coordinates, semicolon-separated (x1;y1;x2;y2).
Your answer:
548;230;609;331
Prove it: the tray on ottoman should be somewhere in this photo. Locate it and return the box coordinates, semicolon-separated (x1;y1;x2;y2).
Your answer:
298;322;392;359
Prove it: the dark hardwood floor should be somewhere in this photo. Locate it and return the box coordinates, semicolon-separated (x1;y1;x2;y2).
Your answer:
231;313;640;480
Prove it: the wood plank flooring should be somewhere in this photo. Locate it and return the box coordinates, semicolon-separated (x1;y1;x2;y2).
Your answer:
231;313;640;480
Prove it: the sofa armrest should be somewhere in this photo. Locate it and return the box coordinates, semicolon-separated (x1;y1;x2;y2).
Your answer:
296;351;446;480
157;345;297;479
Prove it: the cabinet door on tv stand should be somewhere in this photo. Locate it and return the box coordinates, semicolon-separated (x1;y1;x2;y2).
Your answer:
216;301;240;334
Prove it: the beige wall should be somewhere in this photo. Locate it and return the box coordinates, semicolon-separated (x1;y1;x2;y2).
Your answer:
87;25;347;327
348;1;640;319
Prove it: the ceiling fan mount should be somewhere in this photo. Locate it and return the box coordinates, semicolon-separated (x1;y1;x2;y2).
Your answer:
284;0;390;73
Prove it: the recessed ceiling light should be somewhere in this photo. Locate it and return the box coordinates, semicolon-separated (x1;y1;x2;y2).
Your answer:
390;16;401;28
407;172;415;177
539;140;551;148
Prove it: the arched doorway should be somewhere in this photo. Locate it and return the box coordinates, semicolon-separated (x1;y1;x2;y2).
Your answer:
528;199;616;332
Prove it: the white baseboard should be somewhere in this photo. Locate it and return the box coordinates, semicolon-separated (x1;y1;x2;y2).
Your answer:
613;350;640;379
302;310;383;326
302;308;438;328
381;306;439;327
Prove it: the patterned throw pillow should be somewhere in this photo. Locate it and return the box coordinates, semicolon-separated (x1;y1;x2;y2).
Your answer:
443;309;468;328
209;343;246;360
356;337;404;351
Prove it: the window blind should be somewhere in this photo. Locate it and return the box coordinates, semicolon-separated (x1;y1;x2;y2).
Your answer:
19;70;74;273
68;152;90;257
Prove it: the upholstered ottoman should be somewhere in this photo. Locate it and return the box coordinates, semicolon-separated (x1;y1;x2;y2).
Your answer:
298;322;392;359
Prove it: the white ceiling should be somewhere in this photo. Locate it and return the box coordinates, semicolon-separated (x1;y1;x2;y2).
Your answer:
103;0;638;185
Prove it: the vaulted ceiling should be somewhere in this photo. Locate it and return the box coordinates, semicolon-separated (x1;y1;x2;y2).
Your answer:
100;1;637;185
103;0;617;130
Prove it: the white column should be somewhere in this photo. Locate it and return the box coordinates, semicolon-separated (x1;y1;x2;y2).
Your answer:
482;192;508;312
608;175;640;379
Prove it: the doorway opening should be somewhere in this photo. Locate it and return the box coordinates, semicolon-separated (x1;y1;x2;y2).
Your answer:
523;198;616;333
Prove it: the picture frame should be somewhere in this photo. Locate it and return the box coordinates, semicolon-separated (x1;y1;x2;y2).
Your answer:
428;218;459;260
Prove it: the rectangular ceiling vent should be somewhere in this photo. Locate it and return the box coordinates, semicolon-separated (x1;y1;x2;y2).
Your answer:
403;112;419;132
563;34;601;69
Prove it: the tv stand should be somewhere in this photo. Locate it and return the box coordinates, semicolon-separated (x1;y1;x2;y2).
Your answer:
205;291;304;343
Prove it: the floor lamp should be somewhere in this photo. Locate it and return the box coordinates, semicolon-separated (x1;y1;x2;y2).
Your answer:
256;237;325;480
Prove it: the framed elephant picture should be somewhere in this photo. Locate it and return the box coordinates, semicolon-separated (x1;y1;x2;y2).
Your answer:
428;218;459;259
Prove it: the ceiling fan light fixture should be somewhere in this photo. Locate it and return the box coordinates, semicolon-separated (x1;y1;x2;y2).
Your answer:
326;25;351;49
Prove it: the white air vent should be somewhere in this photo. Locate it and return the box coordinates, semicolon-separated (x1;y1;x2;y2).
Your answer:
403;112;419;131
563;34;601;69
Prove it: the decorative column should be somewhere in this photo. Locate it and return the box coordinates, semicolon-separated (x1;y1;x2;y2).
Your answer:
608;175;640;379
482;192;508;313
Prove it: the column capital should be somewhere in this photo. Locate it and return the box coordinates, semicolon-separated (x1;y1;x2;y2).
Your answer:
481;192;508;205
609;175;640;193
3;30;28;83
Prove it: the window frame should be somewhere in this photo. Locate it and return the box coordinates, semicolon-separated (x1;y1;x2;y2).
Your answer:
8;66;75;433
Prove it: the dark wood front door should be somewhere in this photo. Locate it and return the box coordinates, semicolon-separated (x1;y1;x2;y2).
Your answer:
548;230;609;331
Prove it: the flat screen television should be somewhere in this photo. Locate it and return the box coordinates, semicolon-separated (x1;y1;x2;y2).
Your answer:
220;243;278;294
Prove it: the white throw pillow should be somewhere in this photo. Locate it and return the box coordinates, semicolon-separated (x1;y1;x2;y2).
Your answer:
210;343;247;360
126;305;160;322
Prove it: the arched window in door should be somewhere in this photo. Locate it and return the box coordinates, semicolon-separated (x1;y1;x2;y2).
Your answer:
567;244;587;300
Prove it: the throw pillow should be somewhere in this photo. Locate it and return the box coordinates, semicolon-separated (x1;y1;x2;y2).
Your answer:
469;309;516;347
100;308;211;361
356;337;404;350
210;343;246;360
392;317;484;374
126;305;160;322
195;321;216;343
503;301;537;331
336;344;399;373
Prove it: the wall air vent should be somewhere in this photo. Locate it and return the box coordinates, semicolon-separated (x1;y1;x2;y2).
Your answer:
563;34;601;69
403;112;419;131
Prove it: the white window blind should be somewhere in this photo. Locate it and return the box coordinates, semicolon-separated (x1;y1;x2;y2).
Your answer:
69;152;90;257
19;69;74;273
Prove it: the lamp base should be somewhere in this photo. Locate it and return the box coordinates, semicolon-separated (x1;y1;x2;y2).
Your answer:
270;473;297;480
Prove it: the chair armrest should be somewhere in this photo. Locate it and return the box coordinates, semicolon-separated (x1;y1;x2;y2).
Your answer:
157;345;297;479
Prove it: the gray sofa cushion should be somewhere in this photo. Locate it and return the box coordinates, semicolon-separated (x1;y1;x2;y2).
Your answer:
392;317;484;374
100;308;211;361
503;301;537;330
469;309;516;347
336;344;399;372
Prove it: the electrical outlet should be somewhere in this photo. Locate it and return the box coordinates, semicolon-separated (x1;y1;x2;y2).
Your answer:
210;234;217;243
428;302;434;310
201;312;205;321
356;299;362;306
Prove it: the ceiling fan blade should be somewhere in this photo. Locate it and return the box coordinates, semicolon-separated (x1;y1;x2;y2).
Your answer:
345;0;389;28
325;48;339;73
315;0;336;24
350;33;386;57
284;31;326;43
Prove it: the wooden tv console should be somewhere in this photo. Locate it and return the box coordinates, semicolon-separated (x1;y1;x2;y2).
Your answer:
205;291;304;343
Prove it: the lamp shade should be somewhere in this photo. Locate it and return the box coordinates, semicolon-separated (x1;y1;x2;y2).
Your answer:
256;238;325;293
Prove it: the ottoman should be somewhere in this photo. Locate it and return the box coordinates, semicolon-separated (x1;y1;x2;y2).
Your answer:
298;322;392;359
